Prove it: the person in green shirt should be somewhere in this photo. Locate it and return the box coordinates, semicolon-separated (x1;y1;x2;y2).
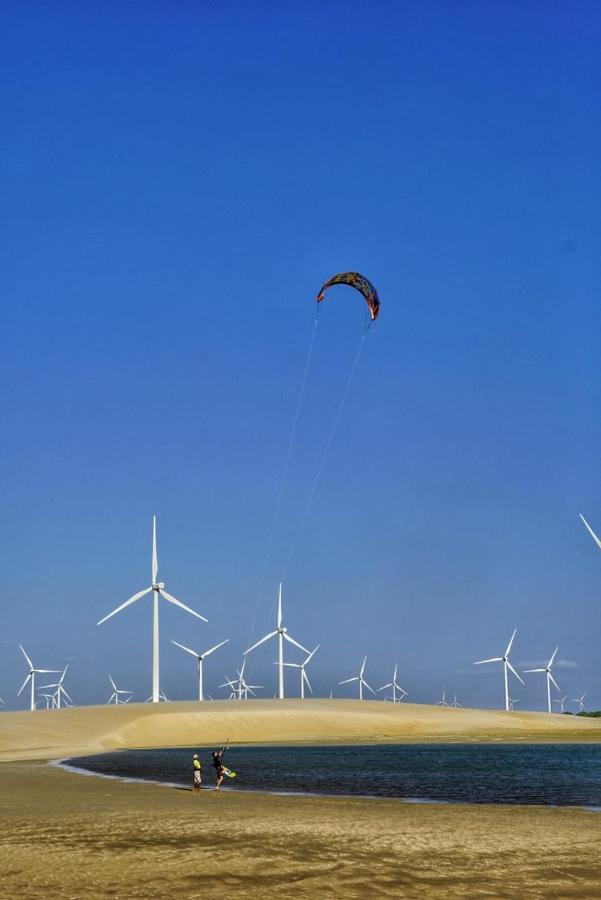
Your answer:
192;754;202;792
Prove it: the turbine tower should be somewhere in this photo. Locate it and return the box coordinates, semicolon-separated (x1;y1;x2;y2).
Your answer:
474;628;524;711
524;647;560;714
17;645;59;712
377;665;407;703
171;638;229;701
282;645;320;699
244;583;308;699
339;655;374;700
97;516;208;703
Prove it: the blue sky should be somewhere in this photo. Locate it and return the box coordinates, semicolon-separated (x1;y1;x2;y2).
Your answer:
1;2;600;710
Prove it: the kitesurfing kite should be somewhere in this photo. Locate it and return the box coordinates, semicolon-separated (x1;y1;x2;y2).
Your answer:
315;272;380;321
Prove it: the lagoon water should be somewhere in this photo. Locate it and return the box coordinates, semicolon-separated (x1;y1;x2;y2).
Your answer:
66;743;601;807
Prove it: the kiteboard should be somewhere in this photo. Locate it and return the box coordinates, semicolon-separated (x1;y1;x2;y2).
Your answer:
222;766;236;779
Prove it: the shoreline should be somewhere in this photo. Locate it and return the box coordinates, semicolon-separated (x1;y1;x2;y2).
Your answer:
53;754;601;813
1;757;600;898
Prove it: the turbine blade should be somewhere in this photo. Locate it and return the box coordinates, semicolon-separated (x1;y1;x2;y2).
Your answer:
277;582;283;629
303;670;313;694
474;657;502;665
244;631;278;654
109;675;117;691
17;674;31;695
580;513;601;549
62;688;72;702
362;679;375;694
549;673;561;692
19;644;33;669
35;669;60;674
548;646;559;667
171;639;200;658
523;668;545;673
305;644;320;664
507;661;525;685
97;587;152;625
377;683;393;691
505;628;517;657
152;515;158;583
159;589;208;622
339;676;359;685
283;632;310;654
360;655;367;676
202;638;229;658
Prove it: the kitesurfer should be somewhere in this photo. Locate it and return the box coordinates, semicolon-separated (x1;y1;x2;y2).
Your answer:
212;747;225;790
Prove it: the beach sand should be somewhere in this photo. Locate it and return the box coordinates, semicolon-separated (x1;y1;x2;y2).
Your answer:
1;701;600;898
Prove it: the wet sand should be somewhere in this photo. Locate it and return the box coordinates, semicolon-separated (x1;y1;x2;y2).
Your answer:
1;759;600;899
1;701;600;898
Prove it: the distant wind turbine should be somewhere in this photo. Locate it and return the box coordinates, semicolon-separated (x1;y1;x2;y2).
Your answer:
244;583;308;699
377;665;407;703
107;675;134;705
282;645;320;699
17;645;59;712
474;628;524;711
579;513;601;550
450;694;462;708
572;692;587;712
171;638;229;701
436;691;449;707
524;648;560;714
97;516;208;703
39;665;71;708
339;656;374;701
552;695;568;714
508;697;519;711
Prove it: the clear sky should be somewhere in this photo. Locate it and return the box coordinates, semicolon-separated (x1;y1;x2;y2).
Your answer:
1;2;600;710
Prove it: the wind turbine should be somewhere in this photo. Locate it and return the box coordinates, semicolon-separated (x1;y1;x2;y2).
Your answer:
244;583;308;699
450;694;462;708
39;694;54;710
339;656;374;700
107;675;134;705
525;648;560;714
97;516;208;703
552;695;568;714
17;645;59;712
508;697;519;711
221;660;262;700
171;638;229;701
376;665;407;703
579;513;601;550
436;691;449;707
572;692;587;712
282;645;320;699
474;628;524;711
39;665;71;709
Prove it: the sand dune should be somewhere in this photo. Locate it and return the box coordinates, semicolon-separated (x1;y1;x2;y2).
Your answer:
1;698;599;762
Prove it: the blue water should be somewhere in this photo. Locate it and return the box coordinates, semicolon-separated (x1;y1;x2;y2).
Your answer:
64;744;601;807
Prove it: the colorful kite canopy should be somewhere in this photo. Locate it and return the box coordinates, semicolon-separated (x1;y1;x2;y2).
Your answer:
315;272;380;321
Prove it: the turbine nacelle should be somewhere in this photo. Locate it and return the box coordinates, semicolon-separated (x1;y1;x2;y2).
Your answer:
152;582;165;591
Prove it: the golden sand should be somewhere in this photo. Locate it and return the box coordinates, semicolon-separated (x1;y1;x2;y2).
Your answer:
1;698;600;762
1;701;600;898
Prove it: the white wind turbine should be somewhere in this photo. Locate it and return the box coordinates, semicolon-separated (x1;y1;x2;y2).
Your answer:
474;628;524;712
572;692;587;712
97;516;207;703
282;645;320;699
17;645;59;712
244;583;309;699
524;647;560;714
107;675;134;705
39;665;72;709
508;697;519;711
377;665;407;703
339;656;374;701
450;694;462;708
220;660;262;700
553;695;568;714
436;691;449;707
171;638;229;701
579;513;601;549
39;694;54;710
